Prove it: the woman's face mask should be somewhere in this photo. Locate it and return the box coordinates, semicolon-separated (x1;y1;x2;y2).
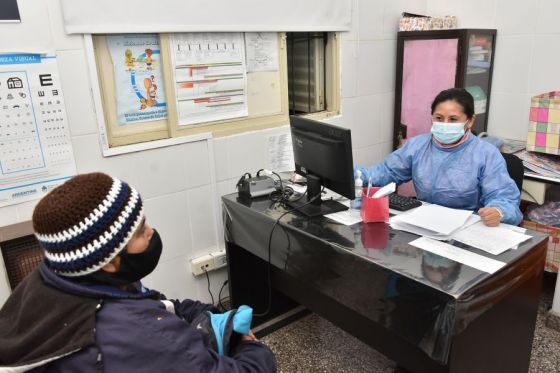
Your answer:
431;121;466;144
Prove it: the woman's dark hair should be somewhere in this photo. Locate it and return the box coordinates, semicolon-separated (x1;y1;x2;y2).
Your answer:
430;88;475;119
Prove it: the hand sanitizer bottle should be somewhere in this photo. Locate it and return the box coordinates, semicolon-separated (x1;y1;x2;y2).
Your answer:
351;170;363;209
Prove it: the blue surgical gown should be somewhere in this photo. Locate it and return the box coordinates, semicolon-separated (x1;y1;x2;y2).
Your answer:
356;133;523;225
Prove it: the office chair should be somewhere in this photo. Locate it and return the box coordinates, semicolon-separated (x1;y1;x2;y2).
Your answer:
501;152;524;193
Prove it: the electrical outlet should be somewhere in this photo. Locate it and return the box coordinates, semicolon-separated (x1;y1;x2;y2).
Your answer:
190;250;228;276
190;254;214;276
212;250;227;269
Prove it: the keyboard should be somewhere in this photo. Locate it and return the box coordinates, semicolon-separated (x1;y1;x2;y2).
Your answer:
389;194;422;211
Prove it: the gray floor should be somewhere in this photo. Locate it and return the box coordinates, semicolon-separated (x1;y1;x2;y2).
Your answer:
261;273;560;373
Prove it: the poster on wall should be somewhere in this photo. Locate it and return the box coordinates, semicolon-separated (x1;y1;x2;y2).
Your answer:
0;54;77;208
0;0;20;23
169;33;248;126
107;34;167;125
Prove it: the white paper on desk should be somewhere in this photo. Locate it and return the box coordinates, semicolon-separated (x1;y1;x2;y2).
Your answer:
390;213;480;240
324;207;362;226
410;237;506;274
451;221;532;255
391;204;473;235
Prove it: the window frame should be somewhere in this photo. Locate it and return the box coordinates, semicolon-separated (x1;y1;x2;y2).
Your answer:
84;32;340;156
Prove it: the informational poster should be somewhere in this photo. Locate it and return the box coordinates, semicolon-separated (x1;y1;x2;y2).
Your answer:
245;33;279;72
169;33;248;126
0;54;77;207
107;34;167;125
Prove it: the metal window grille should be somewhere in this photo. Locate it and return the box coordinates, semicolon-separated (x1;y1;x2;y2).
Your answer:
1;235;43;290
287;32;327;115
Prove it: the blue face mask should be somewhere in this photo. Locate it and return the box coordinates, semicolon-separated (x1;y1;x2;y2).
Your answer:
431;122;466;144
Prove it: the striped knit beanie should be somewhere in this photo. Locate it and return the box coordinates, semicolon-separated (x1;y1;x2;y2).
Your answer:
32;172;144;277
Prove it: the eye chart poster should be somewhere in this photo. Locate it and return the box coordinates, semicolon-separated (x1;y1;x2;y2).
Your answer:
107;34;167;125
0;54;77;208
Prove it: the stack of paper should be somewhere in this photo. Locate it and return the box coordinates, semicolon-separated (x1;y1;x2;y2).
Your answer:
390;204;477;240
452;222;532;255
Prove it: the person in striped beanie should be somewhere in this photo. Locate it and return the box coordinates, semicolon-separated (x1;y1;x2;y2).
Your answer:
0;172;276;372
32;172;161;285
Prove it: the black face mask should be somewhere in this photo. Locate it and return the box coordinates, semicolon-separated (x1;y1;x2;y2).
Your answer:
84;229;162;287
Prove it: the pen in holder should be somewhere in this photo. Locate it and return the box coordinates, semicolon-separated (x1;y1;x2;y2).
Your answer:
360;187;390;223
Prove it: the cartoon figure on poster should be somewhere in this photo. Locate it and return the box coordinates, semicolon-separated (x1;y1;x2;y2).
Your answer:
107;34;167;125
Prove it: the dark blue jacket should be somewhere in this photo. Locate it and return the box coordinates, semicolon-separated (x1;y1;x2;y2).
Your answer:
0;263;276;372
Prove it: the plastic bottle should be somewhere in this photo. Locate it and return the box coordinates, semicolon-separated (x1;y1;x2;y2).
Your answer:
351;170;363;209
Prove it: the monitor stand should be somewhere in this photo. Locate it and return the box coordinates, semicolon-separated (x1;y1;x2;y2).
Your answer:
286;174;348;217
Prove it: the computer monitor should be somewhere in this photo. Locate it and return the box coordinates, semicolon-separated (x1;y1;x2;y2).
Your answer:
288;115;355;217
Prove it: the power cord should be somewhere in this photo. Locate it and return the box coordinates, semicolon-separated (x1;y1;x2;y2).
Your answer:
218;280;229;311
253;191;322;317
202;268;215;306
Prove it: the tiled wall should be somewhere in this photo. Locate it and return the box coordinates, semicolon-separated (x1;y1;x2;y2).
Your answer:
10;1;558;305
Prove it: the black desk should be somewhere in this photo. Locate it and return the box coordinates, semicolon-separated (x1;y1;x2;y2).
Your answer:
222;194;548;373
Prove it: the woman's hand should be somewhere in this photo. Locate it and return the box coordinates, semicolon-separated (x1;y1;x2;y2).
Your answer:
478;207;501;227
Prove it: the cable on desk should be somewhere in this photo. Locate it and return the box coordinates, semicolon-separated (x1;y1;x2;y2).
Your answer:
253;190;323;317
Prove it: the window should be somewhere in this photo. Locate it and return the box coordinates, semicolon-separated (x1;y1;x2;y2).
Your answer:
90;31;339;152
287;32;340;118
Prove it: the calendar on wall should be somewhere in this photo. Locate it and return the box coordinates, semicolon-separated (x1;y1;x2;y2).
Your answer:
0;54;76;208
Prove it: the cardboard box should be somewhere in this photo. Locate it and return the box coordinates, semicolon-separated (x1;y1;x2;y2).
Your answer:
522;220;560;273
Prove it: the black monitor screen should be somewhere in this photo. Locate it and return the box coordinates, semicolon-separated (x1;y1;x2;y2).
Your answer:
289;116;354;216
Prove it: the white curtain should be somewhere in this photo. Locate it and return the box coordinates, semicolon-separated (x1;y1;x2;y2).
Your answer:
60;0;352;34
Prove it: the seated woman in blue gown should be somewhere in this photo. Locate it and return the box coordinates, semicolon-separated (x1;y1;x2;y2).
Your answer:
355;88;522;227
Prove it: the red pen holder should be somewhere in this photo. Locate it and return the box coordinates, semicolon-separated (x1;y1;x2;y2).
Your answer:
360;187;389;223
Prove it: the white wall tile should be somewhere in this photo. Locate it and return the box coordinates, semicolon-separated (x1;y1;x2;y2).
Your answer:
529;34;560;95
16;200;38;224
143;191;192;262
487;93;531;140
213;138;229;182
342;95;381;149
341;40;358;98
358;0;384;40
535;0;560;34
375;39;396;94
341;0;360;41
71;135;201;199
495;0;537;35
47;0;84;50
426;0;497;28
491;36;532;94
57;50;98;136
227;131;266;179
356;40;396;96
355;41;378;96
383;0;428;38
184;140;212;189
379;92;395;143
142;254;197;301
188;185;218;253
353;144;383;168
0;205;20;227
0;0;54;52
